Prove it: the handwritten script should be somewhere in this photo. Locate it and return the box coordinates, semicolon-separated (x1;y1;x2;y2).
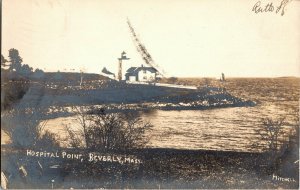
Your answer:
272;174;297;183
252;0;292;16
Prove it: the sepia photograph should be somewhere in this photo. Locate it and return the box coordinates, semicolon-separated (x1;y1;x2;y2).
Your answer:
1;0;299;189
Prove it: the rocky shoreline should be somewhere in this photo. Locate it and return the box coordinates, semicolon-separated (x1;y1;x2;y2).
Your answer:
16;83;256;119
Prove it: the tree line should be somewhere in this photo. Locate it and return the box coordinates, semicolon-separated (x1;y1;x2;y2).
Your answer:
1;48;44;77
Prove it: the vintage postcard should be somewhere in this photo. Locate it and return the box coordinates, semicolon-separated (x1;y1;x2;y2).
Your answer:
1;0;299;189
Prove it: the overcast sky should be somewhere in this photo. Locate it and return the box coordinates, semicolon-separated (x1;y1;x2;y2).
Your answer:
2;0;300;77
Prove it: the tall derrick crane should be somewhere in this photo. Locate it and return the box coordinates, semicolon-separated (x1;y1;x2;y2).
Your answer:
127;18;166;77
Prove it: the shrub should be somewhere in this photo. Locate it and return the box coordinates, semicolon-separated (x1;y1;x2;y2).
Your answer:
1;80;30;110
256;115;299;174
258;117;285;154
67;106;152;152
1;106;59;149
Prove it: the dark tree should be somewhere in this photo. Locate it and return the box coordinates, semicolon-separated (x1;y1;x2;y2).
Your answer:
33;68;45;79
34;68;44;73
1;54;8;66
8;48;23;72
19;64;33;75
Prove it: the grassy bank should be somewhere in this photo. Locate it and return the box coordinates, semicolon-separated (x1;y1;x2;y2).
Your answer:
1;146;298;189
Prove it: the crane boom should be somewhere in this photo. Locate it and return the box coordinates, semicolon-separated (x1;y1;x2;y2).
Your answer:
127;18;166;77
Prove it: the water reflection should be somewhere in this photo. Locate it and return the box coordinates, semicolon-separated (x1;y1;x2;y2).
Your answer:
45;102;294;153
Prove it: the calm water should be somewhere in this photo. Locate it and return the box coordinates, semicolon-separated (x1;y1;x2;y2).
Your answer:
45;78;299;153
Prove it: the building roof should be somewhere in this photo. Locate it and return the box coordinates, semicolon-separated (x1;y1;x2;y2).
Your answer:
126;67;138;73
126;66;157;76
101;67;115;75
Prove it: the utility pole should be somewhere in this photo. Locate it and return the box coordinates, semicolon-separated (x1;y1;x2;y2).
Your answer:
79;67;86;88
117;51;130;81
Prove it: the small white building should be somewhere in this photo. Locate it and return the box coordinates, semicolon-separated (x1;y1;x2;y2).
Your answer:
125;65;158;82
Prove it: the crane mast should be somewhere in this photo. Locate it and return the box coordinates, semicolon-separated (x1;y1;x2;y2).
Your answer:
127;18;166;77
